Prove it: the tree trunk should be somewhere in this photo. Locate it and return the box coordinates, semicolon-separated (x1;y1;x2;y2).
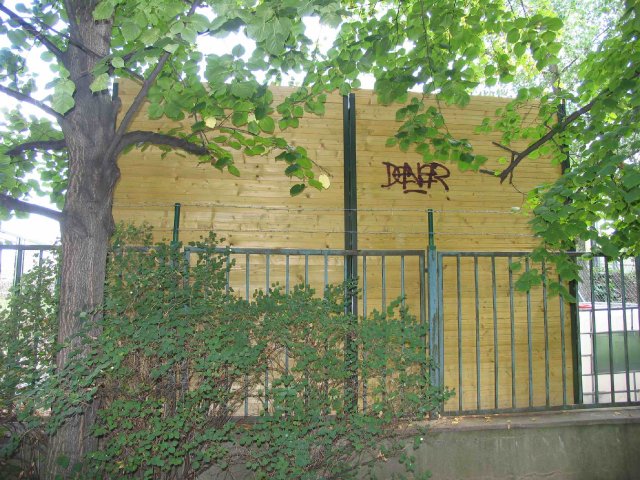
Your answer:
42;2;118;477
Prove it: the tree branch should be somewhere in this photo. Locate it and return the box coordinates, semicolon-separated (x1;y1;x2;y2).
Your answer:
106;0;202;159
0;194;62;222
63;0;81;43
5;139;67;157
0;85;63;121
117;131;209;156
498;101;594;182
497;69;640;183
107;51;172;158
0;4;65;59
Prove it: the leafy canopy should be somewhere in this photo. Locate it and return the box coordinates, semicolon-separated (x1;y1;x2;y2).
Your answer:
0;0;637;267
2;0;563;203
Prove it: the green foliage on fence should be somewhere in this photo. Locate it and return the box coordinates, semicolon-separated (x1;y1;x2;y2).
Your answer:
0;255;59;412
1;226;447;479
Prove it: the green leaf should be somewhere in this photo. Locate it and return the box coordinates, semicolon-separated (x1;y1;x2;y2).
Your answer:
231;82;255;99
513;42;526;58
622;171;640;189
111;57;125;69
308;179;323;190
543;17;563;32
247;121;260;135
232;111;248;127
51;79;76;114
258;117;275;133
147;103;164;119
93;1;115;20
228;165;241;177
290;183;305;196
90;73;110;93
121;21;142;42
163;44;179;53
232;44;246;57
181;27;198;44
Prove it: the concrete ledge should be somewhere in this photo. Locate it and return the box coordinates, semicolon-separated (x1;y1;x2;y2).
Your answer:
385;407;640;480
429;406;640;432
199;407;640;479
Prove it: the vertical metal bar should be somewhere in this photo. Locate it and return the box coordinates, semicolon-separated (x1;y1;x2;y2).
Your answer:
305;254;309;285
245;254;250;301
362;256;368;412
559;274;568;405
265;254;270;413
428;209;435;249
636;257;640;332
427;248;439;391
491;256;499;410
32;249;45;383
509;256;516;408
526;257;533;407
605;259;615;400
343;93;358;259
427;210;440;397
265;254;270;292
14;243;24;288
568;266;581;405
457;255;463;412
225;254;230;295
181;248;191;402
362;257;368;317
172;202;181;244
285;255;290;375
474;255;481;411
324;253;329;290
590;258;599;404
285;255;290;294
381;256;386;311
542;260;550;407
343;94;359;413
621;260;630;403
401;256;405;307
437;253;445;407
419;254;427;382
264;367;269;413
245;253;250;417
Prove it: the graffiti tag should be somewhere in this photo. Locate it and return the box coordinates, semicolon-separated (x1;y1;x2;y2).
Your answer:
381;162;451;194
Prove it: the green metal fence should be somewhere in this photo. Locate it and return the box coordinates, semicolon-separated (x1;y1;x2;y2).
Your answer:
2;243;639;416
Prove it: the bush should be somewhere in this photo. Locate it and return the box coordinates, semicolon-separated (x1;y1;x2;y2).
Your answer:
1;227;447;479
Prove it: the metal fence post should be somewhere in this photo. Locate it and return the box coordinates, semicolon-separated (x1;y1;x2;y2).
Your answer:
343;93;358;413
427;210;441;392
636;257;640;317
13;242;25;289
172;202;181;244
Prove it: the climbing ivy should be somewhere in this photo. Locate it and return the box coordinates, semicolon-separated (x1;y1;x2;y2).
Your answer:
1;226;447;479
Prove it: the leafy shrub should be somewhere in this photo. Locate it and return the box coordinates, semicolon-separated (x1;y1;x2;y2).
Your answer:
2;227;446;479
0;253;58;477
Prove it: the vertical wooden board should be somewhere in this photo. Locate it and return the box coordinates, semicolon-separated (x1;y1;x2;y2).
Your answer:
114;80;346;249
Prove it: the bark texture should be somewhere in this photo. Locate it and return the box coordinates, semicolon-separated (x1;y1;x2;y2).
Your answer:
42;2;119;477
